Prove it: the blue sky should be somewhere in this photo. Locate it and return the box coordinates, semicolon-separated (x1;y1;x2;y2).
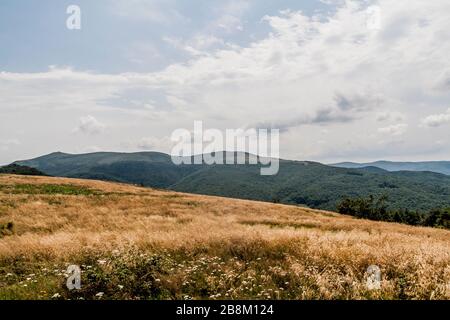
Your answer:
0;0;449;164
0;0;332;73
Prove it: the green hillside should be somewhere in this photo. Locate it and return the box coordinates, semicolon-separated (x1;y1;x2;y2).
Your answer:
171;160;450;211
15;151;201;188
0;164;45;176
14;151;450;211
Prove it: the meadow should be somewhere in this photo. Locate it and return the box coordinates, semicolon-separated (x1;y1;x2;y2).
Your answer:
0;174;449;300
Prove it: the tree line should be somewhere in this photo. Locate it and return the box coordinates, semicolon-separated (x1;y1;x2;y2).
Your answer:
337;195;450;229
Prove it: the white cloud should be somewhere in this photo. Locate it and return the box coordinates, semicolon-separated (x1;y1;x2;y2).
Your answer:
421;108;450;127
376;111;404;122
163;35;226;56
74;116;106;135
137;136;173;152
1;0;450;163
0;139;20;151
210;0;251;33
378;123;408;136
214;15;244;33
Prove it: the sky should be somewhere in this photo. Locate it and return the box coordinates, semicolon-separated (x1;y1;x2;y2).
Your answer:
0;0;449;165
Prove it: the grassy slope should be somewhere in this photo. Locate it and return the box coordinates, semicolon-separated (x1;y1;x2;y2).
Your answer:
15;152;450;211
0;174;449;300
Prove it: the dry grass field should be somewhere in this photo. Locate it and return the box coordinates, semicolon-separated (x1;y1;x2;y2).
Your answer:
0;174;449;300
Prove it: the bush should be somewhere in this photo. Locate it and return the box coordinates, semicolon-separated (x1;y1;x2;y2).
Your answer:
0;221;14;237
337;195;449;229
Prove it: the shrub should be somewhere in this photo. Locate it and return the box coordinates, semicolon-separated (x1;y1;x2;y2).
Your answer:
0;221;14;237
337;195;449;229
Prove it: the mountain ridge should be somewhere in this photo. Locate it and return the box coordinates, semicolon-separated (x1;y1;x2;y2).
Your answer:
331;160;450;175
12;151;450;212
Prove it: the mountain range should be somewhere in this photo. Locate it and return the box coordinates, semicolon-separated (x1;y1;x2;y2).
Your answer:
331;160;450;175
10;151;450;212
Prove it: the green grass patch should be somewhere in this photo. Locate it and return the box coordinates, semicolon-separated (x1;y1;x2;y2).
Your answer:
0;184;99;196
239;220;319;230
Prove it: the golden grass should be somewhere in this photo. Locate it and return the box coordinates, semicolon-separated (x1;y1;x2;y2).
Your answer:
0;174;449;300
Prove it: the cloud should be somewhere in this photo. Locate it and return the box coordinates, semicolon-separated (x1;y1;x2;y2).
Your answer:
210;0;251;33
214;15;244;33
0;139;20;151
378;123;408;136
136;136;173;153
74;116;106;135
1;0;450;163
421;108;450;127
253;92;381;132
439;75;450;91
376;111;404;122
163;35;226;56
162;1;252;56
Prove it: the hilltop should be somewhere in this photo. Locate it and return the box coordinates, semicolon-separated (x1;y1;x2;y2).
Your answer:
14;151;450;211
0;174;449;300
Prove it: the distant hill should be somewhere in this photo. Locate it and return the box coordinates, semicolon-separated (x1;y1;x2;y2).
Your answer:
0;164;46;176
14;151;201;188
331;161;450;175
14;151;450;211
